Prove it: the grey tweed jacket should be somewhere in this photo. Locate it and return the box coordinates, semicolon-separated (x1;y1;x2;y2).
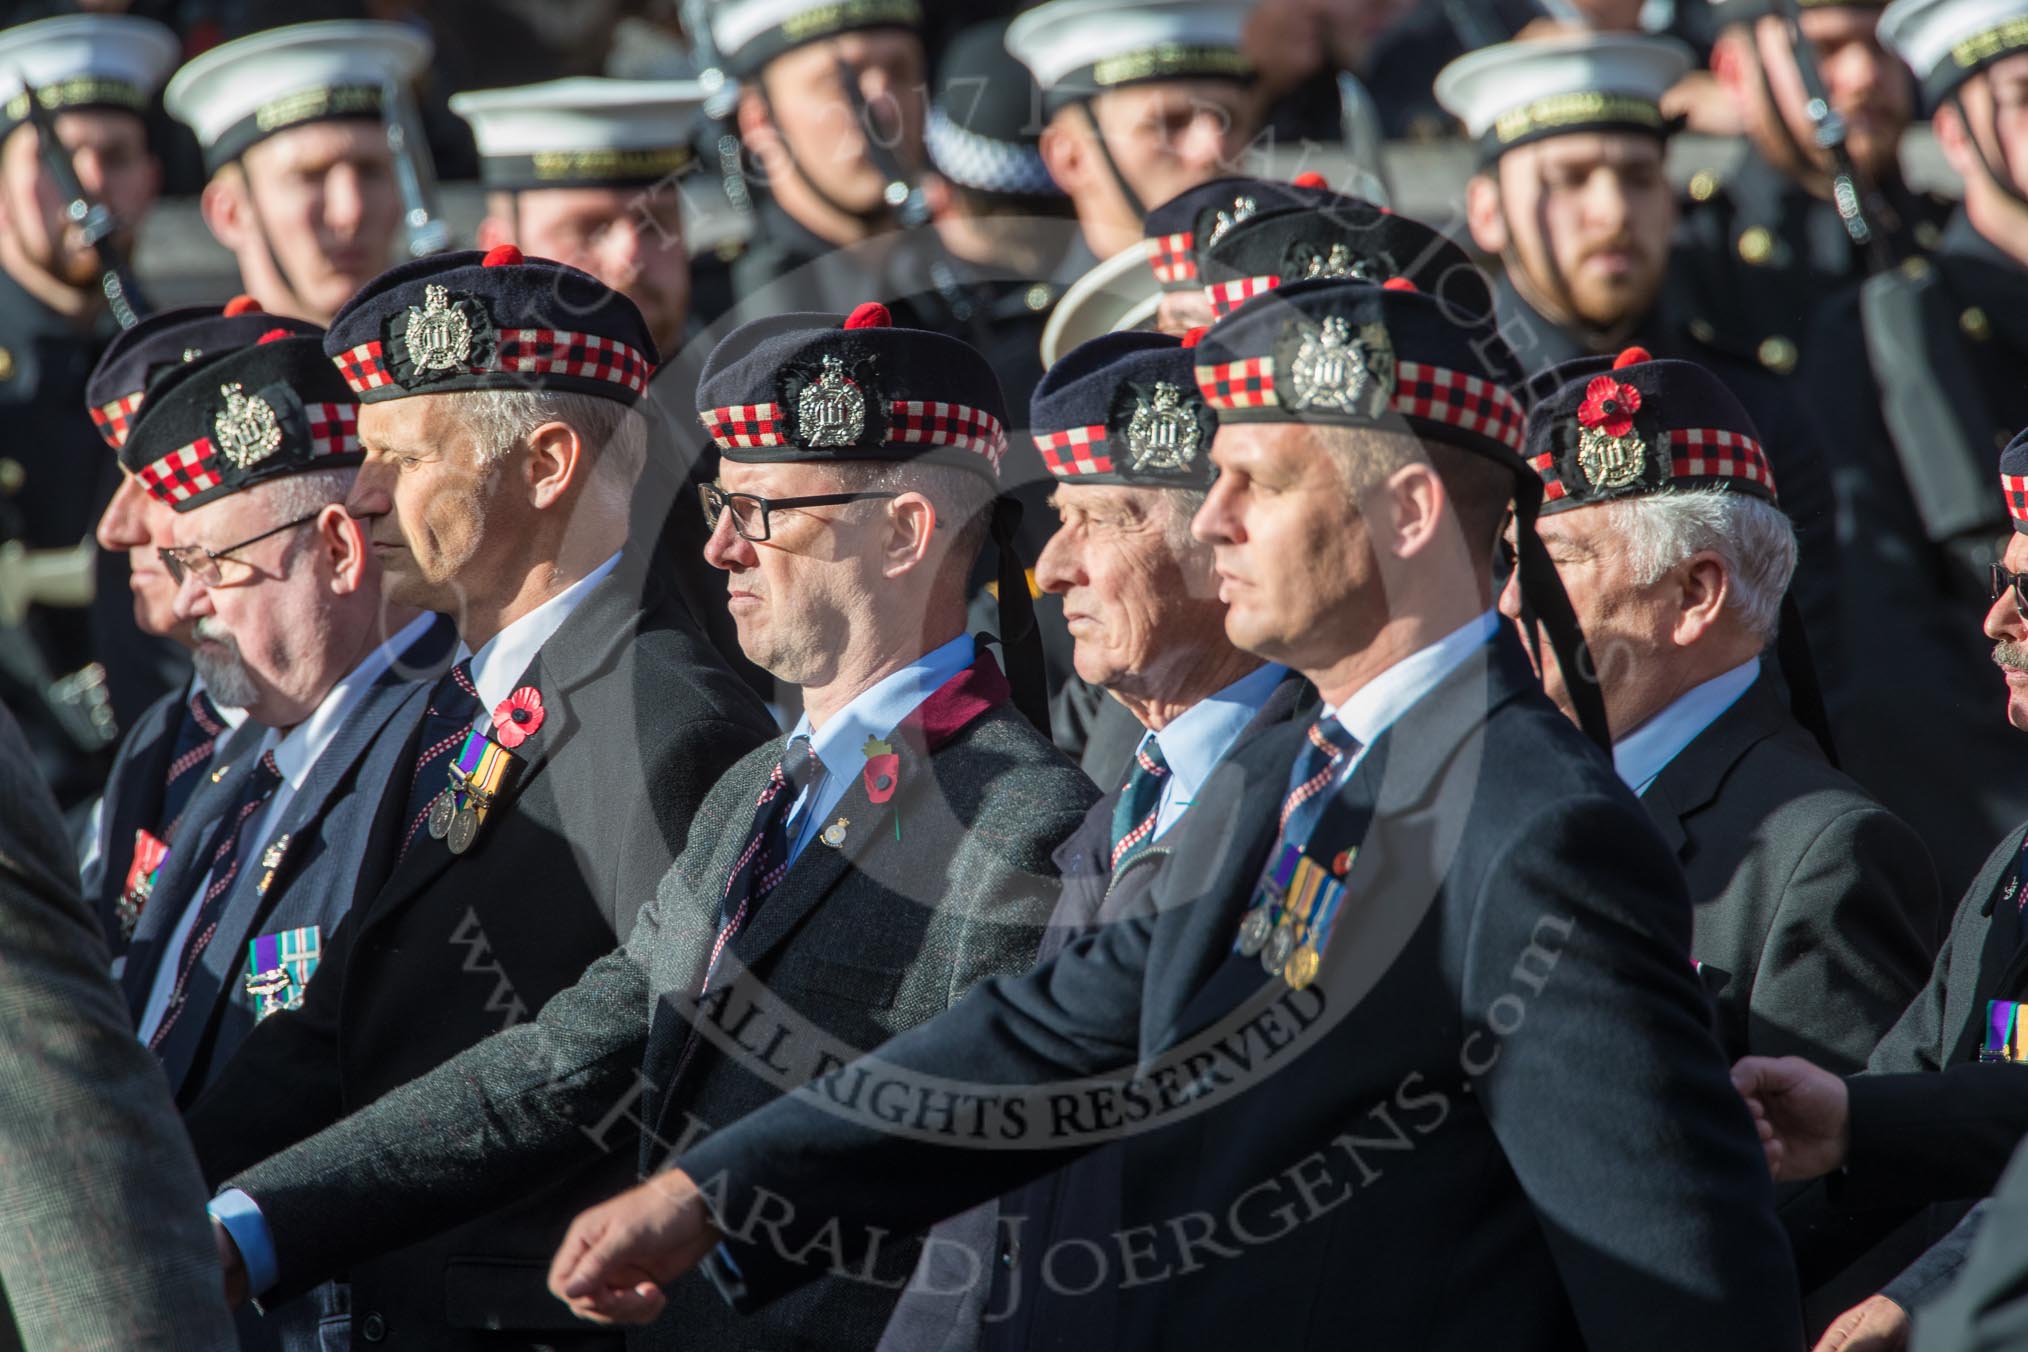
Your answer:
221;652;1098;1351
0;706;234;1351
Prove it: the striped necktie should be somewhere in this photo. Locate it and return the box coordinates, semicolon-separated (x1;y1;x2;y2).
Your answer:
160;689;227;834
668;737;822;1093
1108;737;1171;872
397;659;484;863
1278;715;1360;847
148;749;285;1050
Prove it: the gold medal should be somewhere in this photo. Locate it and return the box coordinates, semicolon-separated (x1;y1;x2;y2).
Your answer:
447;805;480;855
427;789;456;840
1261;920;1297;973
1284;945;1321;990
1237;907;1273;956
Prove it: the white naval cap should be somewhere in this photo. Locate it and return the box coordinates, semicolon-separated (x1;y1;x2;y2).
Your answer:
1435;32;1692;158
164;19;431;173
0;14;178;132
1040;240;1164;368
710;0;923;80
450;78;705;191
1881;0;2028;99
1006;0;1255;111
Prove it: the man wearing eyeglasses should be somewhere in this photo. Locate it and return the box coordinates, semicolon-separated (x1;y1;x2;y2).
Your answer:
191;301;1096;1352
181;248;776;1352
109;331;463;1352
1732;433;2028;1349
112;331;451;1116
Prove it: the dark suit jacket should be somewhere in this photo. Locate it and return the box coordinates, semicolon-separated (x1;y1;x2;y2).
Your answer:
1910;1138;2028;1349
207;647;1094;1352
78;680;184;954
1641;670;1941;1072
0;705;235;1351
1778;824;2028;1308
122;617;458;1106
185;569;776;1350
876;670;1314;1352
680;632;1803;1351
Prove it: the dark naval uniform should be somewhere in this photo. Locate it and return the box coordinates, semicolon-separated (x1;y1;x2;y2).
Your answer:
1673;147;1952;381
1801;210;2028;895
0;268;165;805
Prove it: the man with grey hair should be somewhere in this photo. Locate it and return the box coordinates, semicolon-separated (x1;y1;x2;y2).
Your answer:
1503;351;1939;1072
109;333;456;1349
185;251;776;1352
112;335;453;1112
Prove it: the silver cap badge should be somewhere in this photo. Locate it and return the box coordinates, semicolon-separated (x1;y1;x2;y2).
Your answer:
212;382;284;469
798;354;868;448
1286;316;1394;419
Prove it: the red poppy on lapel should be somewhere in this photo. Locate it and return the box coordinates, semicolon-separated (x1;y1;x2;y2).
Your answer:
862;736;900;804
493;686;545;748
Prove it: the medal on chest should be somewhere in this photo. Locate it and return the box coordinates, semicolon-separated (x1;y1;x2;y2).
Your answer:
426;729;526;856
1233;838;1358;991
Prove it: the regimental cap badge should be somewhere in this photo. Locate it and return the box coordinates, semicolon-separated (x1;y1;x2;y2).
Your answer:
212;382;284;469
1573;374;1650;492
1284;314;1395;420
797;353;868;449
403;283;474;373
1125;381;1202;473
1207;194;1259;247
1296;240;1397;284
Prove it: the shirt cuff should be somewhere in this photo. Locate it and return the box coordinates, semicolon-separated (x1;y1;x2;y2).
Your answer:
209;1188;281;1297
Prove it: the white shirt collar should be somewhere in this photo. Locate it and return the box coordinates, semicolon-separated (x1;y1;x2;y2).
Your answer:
464;552;622;728
1613;656;1761;796
265;612;438;791
1325;610;1502;750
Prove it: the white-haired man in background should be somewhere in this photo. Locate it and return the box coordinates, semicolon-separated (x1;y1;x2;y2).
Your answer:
1503;353;1939;1075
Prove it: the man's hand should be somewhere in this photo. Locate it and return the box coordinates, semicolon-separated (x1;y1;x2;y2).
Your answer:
548;1169;722;1325
1811;1294;1909;1352
1731;1055;1851;1181
213;1219;248;1309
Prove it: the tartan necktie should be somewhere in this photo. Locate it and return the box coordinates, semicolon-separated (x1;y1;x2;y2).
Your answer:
397;659;484;863
668;737;823;1094
1278;715;1361;848
148;748;285;1050
160;689;227;835
1108;737;1172;872
707;736;822;968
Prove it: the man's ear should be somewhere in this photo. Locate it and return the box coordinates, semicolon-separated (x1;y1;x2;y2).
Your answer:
737;86;784;175
1039;116;1087;198
322;502;369;595
1672;551;1731;646
1934;98;1978;182
524;420;585;510
880;492;939;579
1464;173;1508;256
1378;460;1449;563
199;169;250;251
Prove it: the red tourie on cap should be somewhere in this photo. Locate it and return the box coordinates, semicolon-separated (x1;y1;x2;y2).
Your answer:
222;294;263;317
482;244;524;267
1613;346;1652;369
845;302;892;330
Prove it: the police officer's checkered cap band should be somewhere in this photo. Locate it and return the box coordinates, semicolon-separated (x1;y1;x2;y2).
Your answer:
927;108;1062;196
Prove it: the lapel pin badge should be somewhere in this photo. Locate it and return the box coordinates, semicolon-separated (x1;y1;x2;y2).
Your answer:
822;817;850;848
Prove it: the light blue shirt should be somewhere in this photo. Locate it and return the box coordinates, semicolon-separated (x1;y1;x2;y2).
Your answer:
1322;609;1501;794
783;633;976;864
1612;657;1760;796
1132;663;1290;839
